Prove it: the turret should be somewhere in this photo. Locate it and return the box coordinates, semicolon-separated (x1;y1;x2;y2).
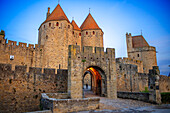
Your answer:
46;7;50;18
71;19;81;49
126;32;133;57
80;13;103;51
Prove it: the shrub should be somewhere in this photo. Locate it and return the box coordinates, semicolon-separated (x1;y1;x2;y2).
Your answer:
161;92;170;104
141;87;149;93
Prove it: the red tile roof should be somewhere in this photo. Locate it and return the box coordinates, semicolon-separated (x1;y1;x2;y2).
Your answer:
45;4;70;23
80;13;100;30
71;20;81;31
132;35;149;48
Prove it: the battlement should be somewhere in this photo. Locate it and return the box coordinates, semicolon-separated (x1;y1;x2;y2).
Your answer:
0;39;43;50
0;63;56;81
69;45;115;61
69;45;115;55
126;32;132;37
133;46;156;52
116;57;142;64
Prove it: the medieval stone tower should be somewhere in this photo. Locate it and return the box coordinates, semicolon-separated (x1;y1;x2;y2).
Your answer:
38;4;103;70
126;33;157;73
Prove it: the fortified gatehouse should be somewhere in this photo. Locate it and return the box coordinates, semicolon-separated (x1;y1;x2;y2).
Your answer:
68;45;117;99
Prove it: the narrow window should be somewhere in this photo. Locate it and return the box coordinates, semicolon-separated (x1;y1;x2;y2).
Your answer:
0;40;2;43
44;25;45;28
49;23;51;27
137;54;139;57
61;23;62;28
56;22;59;26
86;31;88;35
79;33;81;36
93;31;95;35
76;43;77;45
11;42;14;45
72;31;74;34
46;35;48;39
68;25;70;28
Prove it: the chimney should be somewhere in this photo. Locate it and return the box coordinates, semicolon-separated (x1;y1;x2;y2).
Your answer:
46;7;50;18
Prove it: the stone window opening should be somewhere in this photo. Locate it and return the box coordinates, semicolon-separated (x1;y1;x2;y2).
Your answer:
44;25;45;28
137;54;139;57
46;35;48;39
72;31;74;35
60;23;62;29
76;42;77;45
79;33;81;36
86;31;88;35
49;23;51;27
93;31;95;35
11;42;14;45
68;25;70;28
0;40;1;43
56;22;59;26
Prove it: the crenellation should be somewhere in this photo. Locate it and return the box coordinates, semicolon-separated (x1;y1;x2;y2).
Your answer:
95;47;104;55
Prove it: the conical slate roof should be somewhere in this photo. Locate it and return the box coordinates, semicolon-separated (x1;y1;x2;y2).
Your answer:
45;4;70;23
80;13;100;30
71;20;81;31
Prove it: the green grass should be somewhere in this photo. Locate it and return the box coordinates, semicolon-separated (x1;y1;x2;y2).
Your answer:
141;87;149;93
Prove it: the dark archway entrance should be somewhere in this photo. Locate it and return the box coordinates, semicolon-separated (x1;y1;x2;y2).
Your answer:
83;66;107;97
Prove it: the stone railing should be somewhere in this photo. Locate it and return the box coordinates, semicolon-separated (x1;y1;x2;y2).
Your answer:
117;92;149;102
41;93;100;113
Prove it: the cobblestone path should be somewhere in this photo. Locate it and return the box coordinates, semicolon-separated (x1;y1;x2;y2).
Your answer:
79;90;157;112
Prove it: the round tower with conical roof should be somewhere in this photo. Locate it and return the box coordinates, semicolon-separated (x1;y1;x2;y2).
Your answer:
80;13;104;50
71;19;82;49
38;4;74;69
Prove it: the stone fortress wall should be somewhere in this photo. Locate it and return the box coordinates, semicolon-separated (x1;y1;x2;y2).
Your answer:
0;63;68;113
0;35;43;71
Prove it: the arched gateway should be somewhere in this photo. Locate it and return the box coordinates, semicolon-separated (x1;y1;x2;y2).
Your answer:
68;45;117;99
83;66;107;97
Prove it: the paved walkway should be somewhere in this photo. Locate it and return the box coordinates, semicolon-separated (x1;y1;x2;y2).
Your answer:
79;90;170;113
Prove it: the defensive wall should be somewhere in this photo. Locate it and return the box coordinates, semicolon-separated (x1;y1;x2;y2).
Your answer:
116;58;169;92
0;38;44;71
0;63;67;113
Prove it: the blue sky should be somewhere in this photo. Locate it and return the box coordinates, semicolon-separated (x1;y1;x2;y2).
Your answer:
0;0;170;75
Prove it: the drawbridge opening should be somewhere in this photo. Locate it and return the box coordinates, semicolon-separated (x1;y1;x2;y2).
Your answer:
83;66;107;98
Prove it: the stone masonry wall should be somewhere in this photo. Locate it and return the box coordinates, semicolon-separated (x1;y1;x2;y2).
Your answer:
126;33;157;74
0;38;43;71
116;59;139;92
159;75;170;93
68;45;117;99
0;64;67;113
41;93;100;113
38;20;74;70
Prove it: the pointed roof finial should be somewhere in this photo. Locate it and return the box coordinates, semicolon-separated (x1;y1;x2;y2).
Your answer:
58;0;60;4
89;8;91;13
141;29;142;36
